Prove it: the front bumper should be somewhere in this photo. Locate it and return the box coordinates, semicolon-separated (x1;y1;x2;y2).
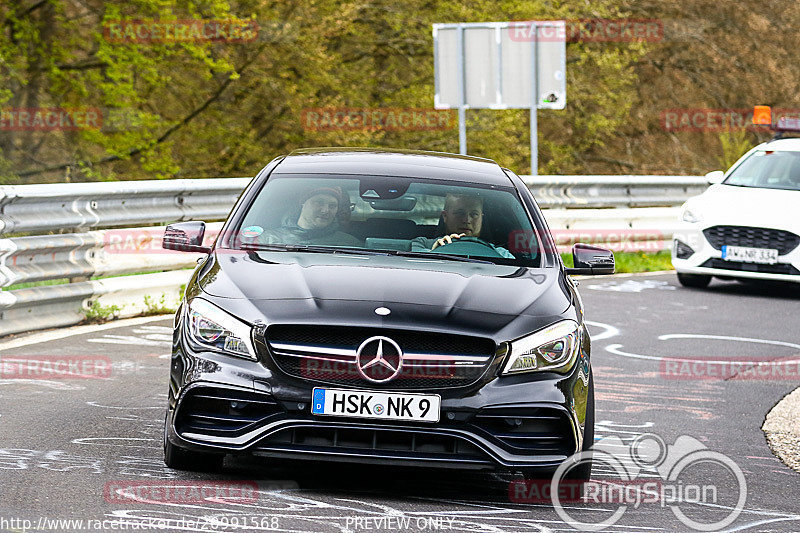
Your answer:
672;224;800;283
165;328;591;472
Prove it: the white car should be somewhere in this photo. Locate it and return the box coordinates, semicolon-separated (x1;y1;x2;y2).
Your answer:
672;137;800;287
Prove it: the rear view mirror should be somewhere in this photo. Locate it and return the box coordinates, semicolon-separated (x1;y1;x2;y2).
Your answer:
368;197;417;211
705;170;725;184
163;221;211;253
565;243;615;275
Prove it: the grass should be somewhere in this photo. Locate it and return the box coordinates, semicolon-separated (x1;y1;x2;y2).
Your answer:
561;250;674;274
84;301;123;323
143;293;178;315
2;278;72;291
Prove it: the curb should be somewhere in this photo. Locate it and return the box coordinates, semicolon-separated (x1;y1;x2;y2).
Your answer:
762;386;800;473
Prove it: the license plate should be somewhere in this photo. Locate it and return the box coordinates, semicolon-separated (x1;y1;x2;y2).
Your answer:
311;388;440;423
722;245;778;264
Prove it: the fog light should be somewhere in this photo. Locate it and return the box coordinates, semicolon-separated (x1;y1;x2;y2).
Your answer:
674;239;695;259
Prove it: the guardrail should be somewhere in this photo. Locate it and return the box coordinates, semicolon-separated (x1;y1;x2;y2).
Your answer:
0;175;704;337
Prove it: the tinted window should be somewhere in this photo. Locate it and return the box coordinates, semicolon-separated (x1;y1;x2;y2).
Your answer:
231;174;546;267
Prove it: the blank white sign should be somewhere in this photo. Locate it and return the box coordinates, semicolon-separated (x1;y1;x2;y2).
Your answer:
434;21;566;110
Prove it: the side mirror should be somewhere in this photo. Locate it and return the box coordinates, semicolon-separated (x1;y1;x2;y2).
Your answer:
163;221;211;253
565;243;615;275
705;170;725;185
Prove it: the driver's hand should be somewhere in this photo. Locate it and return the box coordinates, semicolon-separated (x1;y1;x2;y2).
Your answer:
431;233;466;250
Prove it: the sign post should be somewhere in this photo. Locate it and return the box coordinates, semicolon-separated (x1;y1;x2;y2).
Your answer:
433;21;566;175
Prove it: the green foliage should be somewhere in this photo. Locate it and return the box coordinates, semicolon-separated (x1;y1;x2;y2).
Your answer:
143;293;177;315
84;300;123;323
718;130;754;170
1;0;647;182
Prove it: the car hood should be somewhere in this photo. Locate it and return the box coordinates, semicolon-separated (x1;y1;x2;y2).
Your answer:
196;251;573;340
690;184;800;231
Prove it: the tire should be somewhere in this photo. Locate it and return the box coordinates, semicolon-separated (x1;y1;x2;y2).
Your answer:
677;273;711;288
163;415;225;472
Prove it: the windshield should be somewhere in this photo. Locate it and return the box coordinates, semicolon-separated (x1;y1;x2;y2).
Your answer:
724;150;800;191
228;174;546;267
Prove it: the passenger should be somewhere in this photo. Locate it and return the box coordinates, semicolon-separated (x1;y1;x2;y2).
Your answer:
411;194;513;258
260;187;362;247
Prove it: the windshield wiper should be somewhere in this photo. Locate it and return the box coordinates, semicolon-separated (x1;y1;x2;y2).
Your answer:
386;250;494;264
238;243;495;263
238;243;388;256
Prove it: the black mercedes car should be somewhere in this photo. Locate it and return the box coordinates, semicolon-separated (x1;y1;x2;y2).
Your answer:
162;148;614;479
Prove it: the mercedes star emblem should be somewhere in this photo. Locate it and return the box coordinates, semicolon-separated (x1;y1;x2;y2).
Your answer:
355;336;403;383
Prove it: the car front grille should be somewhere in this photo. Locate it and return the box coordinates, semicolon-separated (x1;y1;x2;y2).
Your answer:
470;406;576;455
703;226;800;255
700;259;800;276
261;325;498;390
175;386;283;438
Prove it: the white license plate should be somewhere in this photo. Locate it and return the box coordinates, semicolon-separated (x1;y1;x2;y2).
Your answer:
722;245;779;264
311;388;440;423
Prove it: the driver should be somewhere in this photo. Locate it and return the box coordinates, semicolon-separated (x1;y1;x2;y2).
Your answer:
411;194;513;258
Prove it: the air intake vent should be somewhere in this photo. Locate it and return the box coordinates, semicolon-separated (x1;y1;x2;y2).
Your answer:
471;407;575;455
175;387;282;438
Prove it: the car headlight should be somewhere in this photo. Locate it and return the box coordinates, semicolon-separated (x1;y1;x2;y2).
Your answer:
681;207;701;223
501;320;581;375
185;298;257;360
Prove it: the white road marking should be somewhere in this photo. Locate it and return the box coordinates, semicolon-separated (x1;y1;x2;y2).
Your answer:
86;401;162;410
586;279;676;293
585;320;621;341
0;315;171;352
658;333;800;351
87;334;169;346
71;437;157;448
0;379;85;390
606;344;800;365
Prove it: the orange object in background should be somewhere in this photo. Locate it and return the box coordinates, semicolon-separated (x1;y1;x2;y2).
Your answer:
752;105;772;125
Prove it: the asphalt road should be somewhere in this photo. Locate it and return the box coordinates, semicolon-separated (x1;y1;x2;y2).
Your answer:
1;272;799;533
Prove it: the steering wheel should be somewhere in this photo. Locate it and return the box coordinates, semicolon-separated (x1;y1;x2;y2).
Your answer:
428;236;506;258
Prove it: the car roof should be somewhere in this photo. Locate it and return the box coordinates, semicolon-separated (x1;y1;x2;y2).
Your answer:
272;147;513;186
756;138;800;151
